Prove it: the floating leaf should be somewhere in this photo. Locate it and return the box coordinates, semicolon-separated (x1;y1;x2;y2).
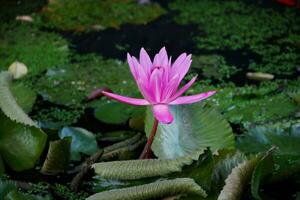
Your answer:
95;101;145;125
145;103;234;159
38;0;165;31
59;127;99;161
41;137;71;175
36;54;137;106
93;155;195;180
0;23;70;75
86;178;207;200
95;102;132;125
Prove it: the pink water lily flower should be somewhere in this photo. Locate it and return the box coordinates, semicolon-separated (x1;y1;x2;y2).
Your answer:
102;47;216;124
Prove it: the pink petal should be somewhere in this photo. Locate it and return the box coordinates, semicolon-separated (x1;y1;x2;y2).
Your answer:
152;104;173;124
169;91;216;105
139;48;152;75
171;53;187;75
168;76;197;102
127;53;139;80
153;47;168;67
102;91;150;106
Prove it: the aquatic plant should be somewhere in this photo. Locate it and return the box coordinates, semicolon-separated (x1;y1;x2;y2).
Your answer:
37;0;165;31
102;47;215;158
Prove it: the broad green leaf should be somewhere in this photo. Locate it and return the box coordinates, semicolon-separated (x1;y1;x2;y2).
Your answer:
38;0;165;31
36;55;137;106
0;113;47;171
93;155;195;180
95;102;132;124
217;157;258;200
0;71;47;171
86;178;207;200
145;103;234;159
59;127;99;161
95;102;145;125
41;137;71;175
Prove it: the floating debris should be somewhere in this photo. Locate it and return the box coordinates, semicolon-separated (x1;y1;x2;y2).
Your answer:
8;61;28;79
246;72;274;81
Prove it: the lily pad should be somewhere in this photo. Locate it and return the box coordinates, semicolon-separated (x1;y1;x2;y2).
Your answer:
38;0;165;31
145;103;235;159
95;101;145;125
0;22;70;75
59;127;99;161
36;54;137;106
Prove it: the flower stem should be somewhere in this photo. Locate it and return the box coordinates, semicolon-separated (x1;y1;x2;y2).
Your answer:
139;118;158;159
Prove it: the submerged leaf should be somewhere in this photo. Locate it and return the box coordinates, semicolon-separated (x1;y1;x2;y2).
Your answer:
41;137;71;175
59;127;99;161
86;178;207;200
0;180;17;199
145;103;234;159
93;155;195;180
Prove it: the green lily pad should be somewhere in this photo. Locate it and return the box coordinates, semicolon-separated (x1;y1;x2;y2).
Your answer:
36;54;137;106
0;113;47;171
37;0;165;31
95;101;145;125
59;127;99;161
0;22;70;75
145;103;235;159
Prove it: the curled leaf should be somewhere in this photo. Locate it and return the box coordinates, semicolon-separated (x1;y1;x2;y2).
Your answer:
217;157;258;200
0;71;36;126
86;178;207;200
93;155;195;180
41;137;71;175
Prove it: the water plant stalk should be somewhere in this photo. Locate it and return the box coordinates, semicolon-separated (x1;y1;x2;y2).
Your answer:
139;118;158;159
